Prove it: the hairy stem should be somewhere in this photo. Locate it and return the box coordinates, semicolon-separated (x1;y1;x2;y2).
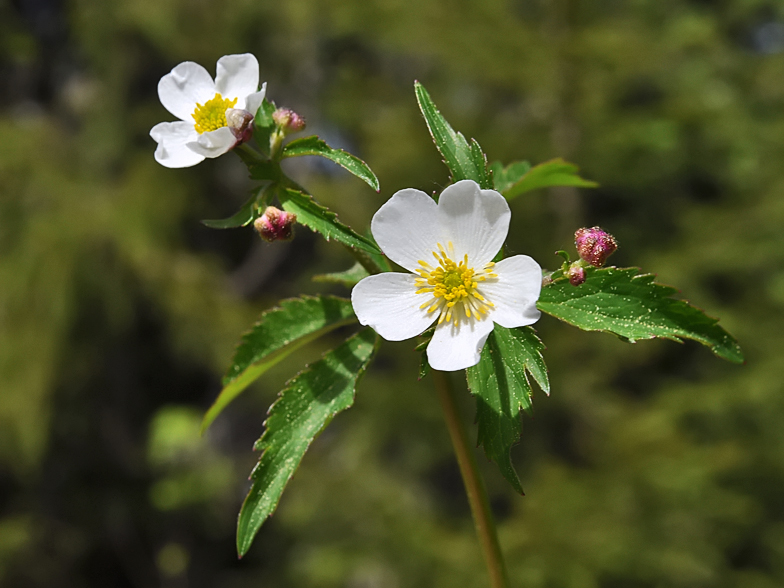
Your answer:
431;370;510;588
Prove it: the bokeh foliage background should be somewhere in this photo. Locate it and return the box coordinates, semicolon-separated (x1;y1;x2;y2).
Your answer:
1;0;783;586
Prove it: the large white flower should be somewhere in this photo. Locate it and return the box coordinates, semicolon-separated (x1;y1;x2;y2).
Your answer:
150;54;267;168
352;180;542;371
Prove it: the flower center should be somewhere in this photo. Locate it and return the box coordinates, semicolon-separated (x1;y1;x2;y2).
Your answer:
414;242;497;327
192;93;238;134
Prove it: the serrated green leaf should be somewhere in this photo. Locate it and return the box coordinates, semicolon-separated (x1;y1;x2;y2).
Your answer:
490;160;532;193
466;326;549;494
253;98;278;157
469;138;493;189
281;136;380;191
414;81;487;185
201;296;358;433
312;262;369;287
201;190;259;229
503;158;598;199
537;267;744;363
278;188;382;256
237;328;378;556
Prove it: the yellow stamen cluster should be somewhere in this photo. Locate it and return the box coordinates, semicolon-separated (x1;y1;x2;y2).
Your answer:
192;93;238;134
415;242;497;327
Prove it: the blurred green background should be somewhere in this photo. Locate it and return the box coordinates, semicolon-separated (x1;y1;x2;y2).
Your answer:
1;0;783;586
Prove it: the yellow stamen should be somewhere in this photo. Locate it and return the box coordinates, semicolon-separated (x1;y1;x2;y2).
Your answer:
192;93;238;134
414;242;497;327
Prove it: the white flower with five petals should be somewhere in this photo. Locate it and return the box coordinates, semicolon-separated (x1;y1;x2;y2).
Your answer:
150;54;267;168
352;180;542;371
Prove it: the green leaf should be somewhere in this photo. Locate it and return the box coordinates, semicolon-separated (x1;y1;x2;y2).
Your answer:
201;296;358;433
201;190;259;229
237;328;378;556
490;160;531;193
278;188;382;256
414;82;489;187
503;158;598;199
281;136;380;191
466;326;549;494
360;230;391;273
253;98;278;157
312;262;370;287
418;351;430;380
469;138;493;189
537;267;744;363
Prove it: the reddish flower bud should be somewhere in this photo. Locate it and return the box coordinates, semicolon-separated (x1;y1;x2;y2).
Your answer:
254;207;297;242
567;264;586;286
226;108;254;145
574;226;618;267
272;108;306;133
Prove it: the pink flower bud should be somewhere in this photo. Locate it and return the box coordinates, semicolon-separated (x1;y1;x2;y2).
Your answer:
567;264;586;286
226;108;254;145
574;226;618;267
254;206;297;242
272;108;306;133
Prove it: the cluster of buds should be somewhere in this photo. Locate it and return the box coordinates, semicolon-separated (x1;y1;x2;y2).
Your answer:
253;206;297;242
226;108;255;146
565;227;618;286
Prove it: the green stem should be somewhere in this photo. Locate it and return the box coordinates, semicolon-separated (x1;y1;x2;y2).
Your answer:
236;142;266;164
432;370;510;588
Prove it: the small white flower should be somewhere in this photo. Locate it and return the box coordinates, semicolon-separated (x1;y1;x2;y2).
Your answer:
150;54;267;168
352;180;542;371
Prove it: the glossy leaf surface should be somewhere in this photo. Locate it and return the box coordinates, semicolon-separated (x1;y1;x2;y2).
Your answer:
237;328;378;556
538;267;744;363
278;188;382;256
202;296;358;432
282;136;380;191
414;82;491;188
466;326;549;494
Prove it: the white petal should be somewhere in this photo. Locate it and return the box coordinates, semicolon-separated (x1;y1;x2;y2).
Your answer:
371;188;441;273
244;84;267;117
215;54;260;106
437;180;510;266
186;127;236;158
351;273;436;341
158;61;216;122
150;121;204;168
427;317;495;371
481;255;542;328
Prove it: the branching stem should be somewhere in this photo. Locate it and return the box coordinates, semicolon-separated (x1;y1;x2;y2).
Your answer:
431;370;510;588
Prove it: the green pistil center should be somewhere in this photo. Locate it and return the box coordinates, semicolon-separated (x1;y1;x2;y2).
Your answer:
443;270;464;290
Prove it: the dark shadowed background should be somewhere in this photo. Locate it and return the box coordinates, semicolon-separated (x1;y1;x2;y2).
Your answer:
1;0;783;586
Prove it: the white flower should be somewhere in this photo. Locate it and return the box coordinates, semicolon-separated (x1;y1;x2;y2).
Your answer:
351;180;542;371
150;54;267;168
